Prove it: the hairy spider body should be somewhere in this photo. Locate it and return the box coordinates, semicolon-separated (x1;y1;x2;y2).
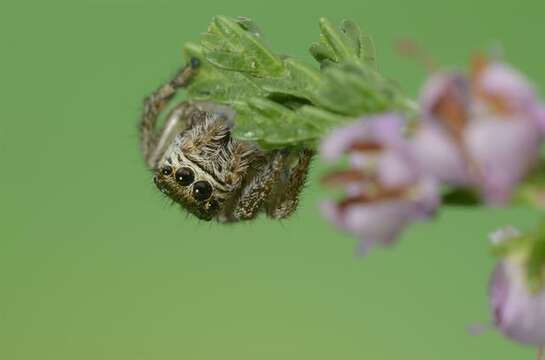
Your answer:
139;61;313;222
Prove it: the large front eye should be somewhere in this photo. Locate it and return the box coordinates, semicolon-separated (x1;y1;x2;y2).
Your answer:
175;167;194;186
192;181;213;200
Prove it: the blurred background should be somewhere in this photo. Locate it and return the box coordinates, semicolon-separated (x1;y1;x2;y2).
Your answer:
1;0;544;359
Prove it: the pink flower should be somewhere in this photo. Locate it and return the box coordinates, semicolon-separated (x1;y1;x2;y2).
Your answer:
412;56;545;204
318;54;545;253
320;114;439;254
475;60;540;115
412;72;473;185
464;113;541;203
488;227;545;346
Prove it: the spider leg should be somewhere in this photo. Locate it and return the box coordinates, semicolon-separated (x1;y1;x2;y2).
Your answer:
266;148;314;219
231;150;287;221
139;59;199;168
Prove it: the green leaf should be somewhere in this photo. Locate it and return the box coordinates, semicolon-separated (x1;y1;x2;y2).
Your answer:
201;16;284;77
231;98;346;149
528;237;545;292
191;17;328;108
310;18;376;69
527;223;545;292
236;17;263;37
183;42;266;101
314;62;406;116
251;58;324;104
180;16;413;149
490;234;532;257
309;42;336;65
514;160;545;210
490;219;545;293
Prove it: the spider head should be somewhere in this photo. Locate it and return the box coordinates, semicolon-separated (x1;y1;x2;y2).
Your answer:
152;115;239;221
153;153;229;221
151;107;262;221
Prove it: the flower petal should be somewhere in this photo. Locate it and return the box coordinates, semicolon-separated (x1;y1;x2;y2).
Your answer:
411;178;440;218
465;115;540;204
342;201;413;246
411;124;470;185
490;259;545;346
320;113;405;160
419;72;470;123
377;149;419;188
478;62;538;113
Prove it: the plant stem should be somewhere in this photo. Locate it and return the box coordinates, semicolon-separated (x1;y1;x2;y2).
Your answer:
538;346;544;360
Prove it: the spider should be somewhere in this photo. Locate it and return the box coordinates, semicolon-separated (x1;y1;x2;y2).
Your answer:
139;59;314;222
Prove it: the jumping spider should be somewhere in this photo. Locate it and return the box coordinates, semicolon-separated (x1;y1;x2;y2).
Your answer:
139;60;314;222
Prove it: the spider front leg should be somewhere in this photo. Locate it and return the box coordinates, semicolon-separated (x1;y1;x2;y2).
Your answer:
232;151;287;221
139;59;199;168
266;148;314;219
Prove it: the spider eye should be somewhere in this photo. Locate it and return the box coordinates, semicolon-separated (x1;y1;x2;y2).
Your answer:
193;181;213;200
206;199;219;212
161;166;172;176
175;167;195;186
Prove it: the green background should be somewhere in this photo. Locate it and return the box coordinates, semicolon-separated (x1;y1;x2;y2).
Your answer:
1;0;544;359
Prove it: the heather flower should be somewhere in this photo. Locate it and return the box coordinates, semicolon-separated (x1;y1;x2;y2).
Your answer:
320;114;439;254
318;54;545;253
488;227;545;347
464;113;541;203
474;59;542;116
412;72;473;185
412;56;545;204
